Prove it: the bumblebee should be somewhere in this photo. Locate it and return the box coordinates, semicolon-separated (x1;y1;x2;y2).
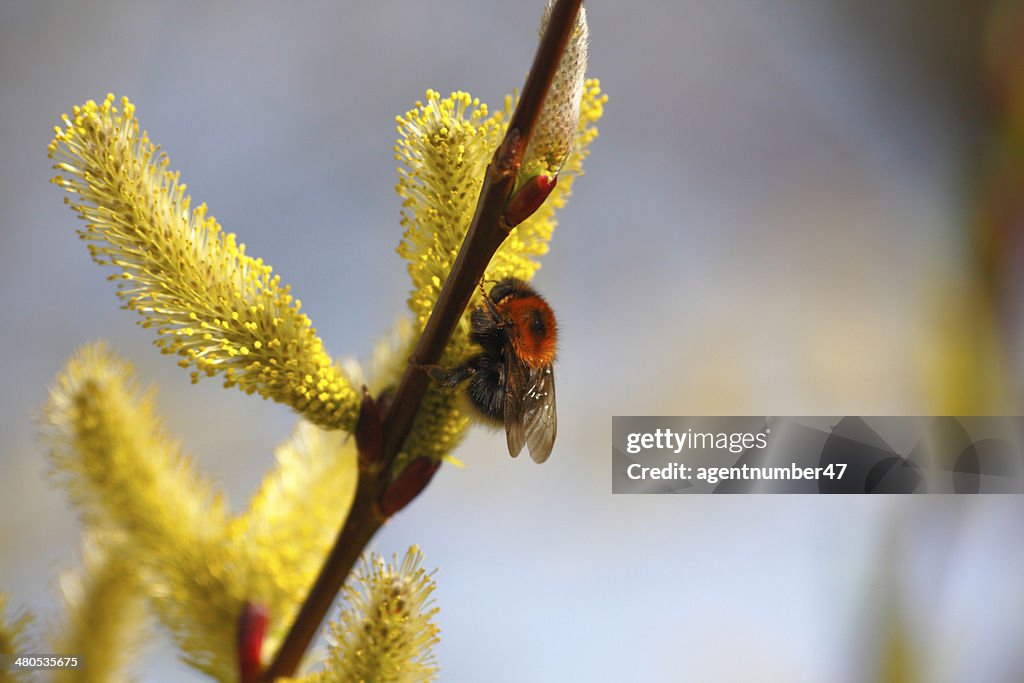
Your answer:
431;278;558;463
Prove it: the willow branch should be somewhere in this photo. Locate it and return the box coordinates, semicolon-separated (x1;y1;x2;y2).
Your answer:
261;1;583;678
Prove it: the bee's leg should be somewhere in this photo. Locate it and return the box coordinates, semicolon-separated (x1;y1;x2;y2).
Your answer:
476;280;504;322
414;360;475;387
476;280;511;333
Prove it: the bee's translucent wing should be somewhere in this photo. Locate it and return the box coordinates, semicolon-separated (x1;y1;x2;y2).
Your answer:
503;351;529;459
504;356;557;463
523;366;556;463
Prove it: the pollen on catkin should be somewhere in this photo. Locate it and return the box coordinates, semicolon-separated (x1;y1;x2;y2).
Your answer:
49;94;360;432
317;547;440;683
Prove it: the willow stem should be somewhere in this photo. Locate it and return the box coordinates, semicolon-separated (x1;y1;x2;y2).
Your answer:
261;1;583;678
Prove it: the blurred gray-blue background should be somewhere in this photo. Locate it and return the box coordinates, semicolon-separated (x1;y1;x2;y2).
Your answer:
3;1;1023;681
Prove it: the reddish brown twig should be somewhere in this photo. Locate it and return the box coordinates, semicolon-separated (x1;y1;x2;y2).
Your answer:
260;1;583;678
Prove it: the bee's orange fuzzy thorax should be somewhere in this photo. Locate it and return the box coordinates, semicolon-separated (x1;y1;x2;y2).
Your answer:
500;295;558;368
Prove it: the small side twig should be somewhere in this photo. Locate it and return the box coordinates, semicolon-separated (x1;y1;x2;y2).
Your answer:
261;1;583;679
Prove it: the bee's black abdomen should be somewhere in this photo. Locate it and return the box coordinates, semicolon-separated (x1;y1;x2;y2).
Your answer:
463;351;506;423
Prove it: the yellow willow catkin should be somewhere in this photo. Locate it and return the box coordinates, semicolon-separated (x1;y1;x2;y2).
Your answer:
521;0;590;179
42;342;247;681
0;595;34;683
50;536;150;683
49;94;360;432
317;547;440;683
226;420;357;649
